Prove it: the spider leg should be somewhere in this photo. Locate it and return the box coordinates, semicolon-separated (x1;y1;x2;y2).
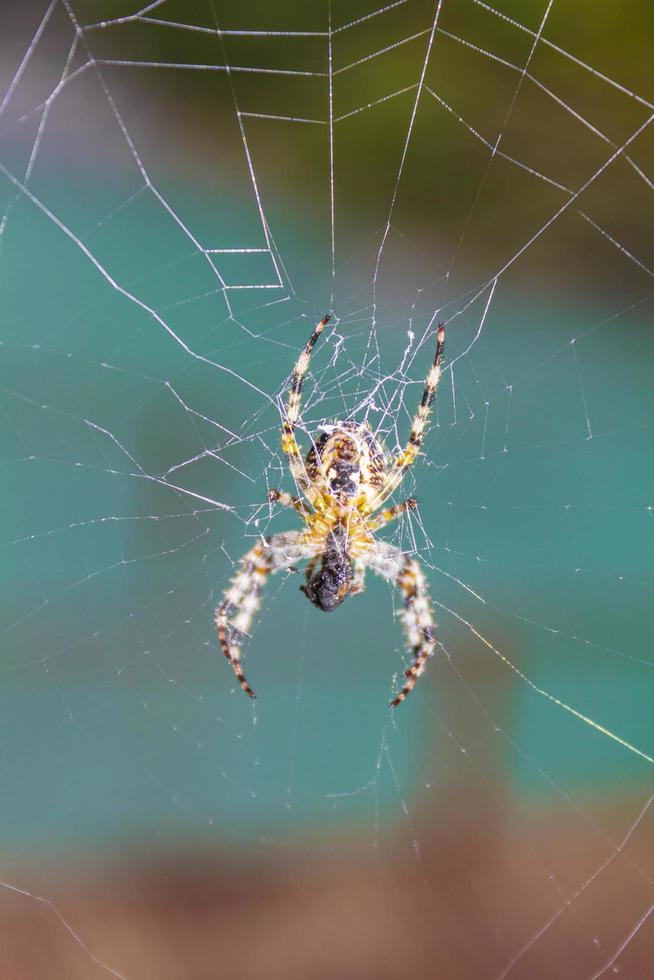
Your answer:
281;315;330;493
366;497;417;533
365;541;437;706
216;531;317;698
350;558;366;595
373;324;445;508
304;554;319;584
268;488;311;521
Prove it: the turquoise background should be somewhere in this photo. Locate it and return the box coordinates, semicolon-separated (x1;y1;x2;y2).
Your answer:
2;178;652;856
1;0;652;865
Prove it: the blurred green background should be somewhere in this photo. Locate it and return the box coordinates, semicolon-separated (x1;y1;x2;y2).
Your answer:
1;2;653;978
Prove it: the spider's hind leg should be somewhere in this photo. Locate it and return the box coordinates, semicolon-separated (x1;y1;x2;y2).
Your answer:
216;531;317;699
391;557;437;706
350;558;366;595
365;541;437;706
215;539;270;698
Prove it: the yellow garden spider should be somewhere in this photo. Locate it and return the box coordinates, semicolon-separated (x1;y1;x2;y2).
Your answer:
216;315;445;706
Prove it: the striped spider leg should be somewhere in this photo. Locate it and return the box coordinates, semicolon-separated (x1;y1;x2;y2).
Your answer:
372;323;445;510
365;540;437;706
280;314;331;501
215;530;318;698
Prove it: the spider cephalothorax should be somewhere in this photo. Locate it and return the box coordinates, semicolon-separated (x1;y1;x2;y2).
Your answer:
216;315;445;706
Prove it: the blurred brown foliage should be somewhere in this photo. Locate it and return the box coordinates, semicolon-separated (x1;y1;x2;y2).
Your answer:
3;797;653;980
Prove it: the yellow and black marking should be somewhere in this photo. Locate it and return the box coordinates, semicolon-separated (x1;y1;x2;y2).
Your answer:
281;314;331;460
304;421;386;511
217;317;446;708
394;323;445;472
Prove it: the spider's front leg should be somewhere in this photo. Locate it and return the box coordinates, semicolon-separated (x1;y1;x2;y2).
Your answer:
396;323;445;472
216;531;317;698
373;324;445;509
280;314;330;495
366;541;437;706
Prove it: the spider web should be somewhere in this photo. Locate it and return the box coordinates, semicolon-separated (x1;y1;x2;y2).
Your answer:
1;1;653;977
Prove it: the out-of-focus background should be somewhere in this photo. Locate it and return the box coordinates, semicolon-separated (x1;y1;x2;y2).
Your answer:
1;2;653;978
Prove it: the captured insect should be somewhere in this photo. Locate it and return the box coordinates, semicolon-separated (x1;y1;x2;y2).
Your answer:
216;316;445;706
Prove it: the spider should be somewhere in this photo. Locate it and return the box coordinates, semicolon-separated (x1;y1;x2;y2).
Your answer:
215;315;445;707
